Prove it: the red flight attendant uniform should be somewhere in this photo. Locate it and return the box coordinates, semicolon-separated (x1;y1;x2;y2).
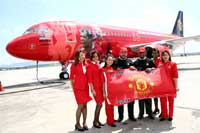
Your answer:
160;61;178;118
87;62;104;104
70;63;92;104
101;66;115;126
154;57;162;68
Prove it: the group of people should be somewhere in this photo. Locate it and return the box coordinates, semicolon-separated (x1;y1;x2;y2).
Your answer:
69;46;179;131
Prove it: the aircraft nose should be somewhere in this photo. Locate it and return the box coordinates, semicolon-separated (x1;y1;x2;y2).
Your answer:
6;33;40;60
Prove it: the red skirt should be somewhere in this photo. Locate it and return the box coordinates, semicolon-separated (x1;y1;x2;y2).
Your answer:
74;88;92;104
93;86;104;104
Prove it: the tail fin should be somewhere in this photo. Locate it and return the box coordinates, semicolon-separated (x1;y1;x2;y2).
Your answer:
172;10;184;37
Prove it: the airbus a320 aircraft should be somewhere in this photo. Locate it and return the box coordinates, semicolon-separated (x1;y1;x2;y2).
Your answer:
6;11;200;79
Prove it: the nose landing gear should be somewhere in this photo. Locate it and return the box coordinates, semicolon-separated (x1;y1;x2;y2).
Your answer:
59;62;69;80
59;71;69;80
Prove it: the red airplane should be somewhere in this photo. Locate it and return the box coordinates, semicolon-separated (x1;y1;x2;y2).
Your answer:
6;11;200;79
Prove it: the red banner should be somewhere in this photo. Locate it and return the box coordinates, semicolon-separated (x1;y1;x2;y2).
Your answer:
105;66;176;106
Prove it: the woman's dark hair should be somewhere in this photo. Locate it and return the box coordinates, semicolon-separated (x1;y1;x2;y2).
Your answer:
152;48;160;57
89;50;100;60
74;48;85;65
103;55;115;68
161;50;171;62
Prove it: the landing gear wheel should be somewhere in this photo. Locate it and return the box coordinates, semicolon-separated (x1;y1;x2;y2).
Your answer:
59;72;69;80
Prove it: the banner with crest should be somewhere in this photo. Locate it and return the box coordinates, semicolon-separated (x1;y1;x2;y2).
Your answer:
105;66;176;106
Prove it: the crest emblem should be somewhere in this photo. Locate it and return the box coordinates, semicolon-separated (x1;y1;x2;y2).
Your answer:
128;74;154;96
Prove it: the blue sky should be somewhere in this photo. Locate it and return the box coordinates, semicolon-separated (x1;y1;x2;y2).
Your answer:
1;0;200;65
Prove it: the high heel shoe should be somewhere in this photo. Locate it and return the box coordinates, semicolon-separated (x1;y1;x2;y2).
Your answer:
75;125;84;131
83;125;88;130
98;121;105;126
93;122;101;129
153;109;160;115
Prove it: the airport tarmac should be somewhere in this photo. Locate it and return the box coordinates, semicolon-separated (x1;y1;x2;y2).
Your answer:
0;56;200;133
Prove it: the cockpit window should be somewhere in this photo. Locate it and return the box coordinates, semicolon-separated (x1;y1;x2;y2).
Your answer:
23;27;51;39
38;27;51;39
23;29;37;34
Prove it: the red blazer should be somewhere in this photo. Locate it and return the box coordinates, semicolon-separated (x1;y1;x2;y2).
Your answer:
154;57;162;68
162;61;178;84
87;62;103;90
101;66;115;82
70;63;88;90
70;63;91;104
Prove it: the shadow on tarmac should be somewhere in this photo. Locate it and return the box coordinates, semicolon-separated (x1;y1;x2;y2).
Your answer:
67;117;174;133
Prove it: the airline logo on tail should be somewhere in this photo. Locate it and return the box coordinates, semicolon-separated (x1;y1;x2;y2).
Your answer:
172;11;183;37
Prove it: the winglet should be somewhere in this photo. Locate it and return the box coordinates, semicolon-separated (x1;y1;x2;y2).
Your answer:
172;10;184;37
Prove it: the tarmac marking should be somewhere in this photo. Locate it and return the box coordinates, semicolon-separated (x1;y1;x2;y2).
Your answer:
175;106;200;112
0;81;66;95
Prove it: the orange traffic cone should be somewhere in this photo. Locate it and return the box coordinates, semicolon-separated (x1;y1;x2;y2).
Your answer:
0;81;3;92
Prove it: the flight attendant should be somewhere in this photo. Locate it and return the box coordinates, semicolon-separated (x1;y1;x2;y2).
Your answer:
152;48;162;115
101;55;117;127
70;49;92;131
87;51;104;128
159;50;179;121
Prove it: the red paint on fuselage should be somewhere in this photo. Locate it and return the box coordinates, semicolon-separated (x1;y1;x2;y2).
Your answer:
6;21;178;62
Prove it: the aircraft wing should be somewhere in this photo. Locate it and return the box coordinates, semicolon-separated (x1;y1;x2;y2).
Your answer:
129;35;200;52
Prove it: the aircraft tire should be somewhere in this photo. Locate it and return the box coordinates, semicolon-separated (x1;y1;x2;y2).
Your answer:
59;72;69;80
59;72;64;79
63;72;69;80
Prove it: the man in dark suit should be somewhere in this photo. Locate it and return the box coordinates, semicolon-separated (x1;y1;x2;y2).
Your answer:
113;47;136;122
132;47;155;120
